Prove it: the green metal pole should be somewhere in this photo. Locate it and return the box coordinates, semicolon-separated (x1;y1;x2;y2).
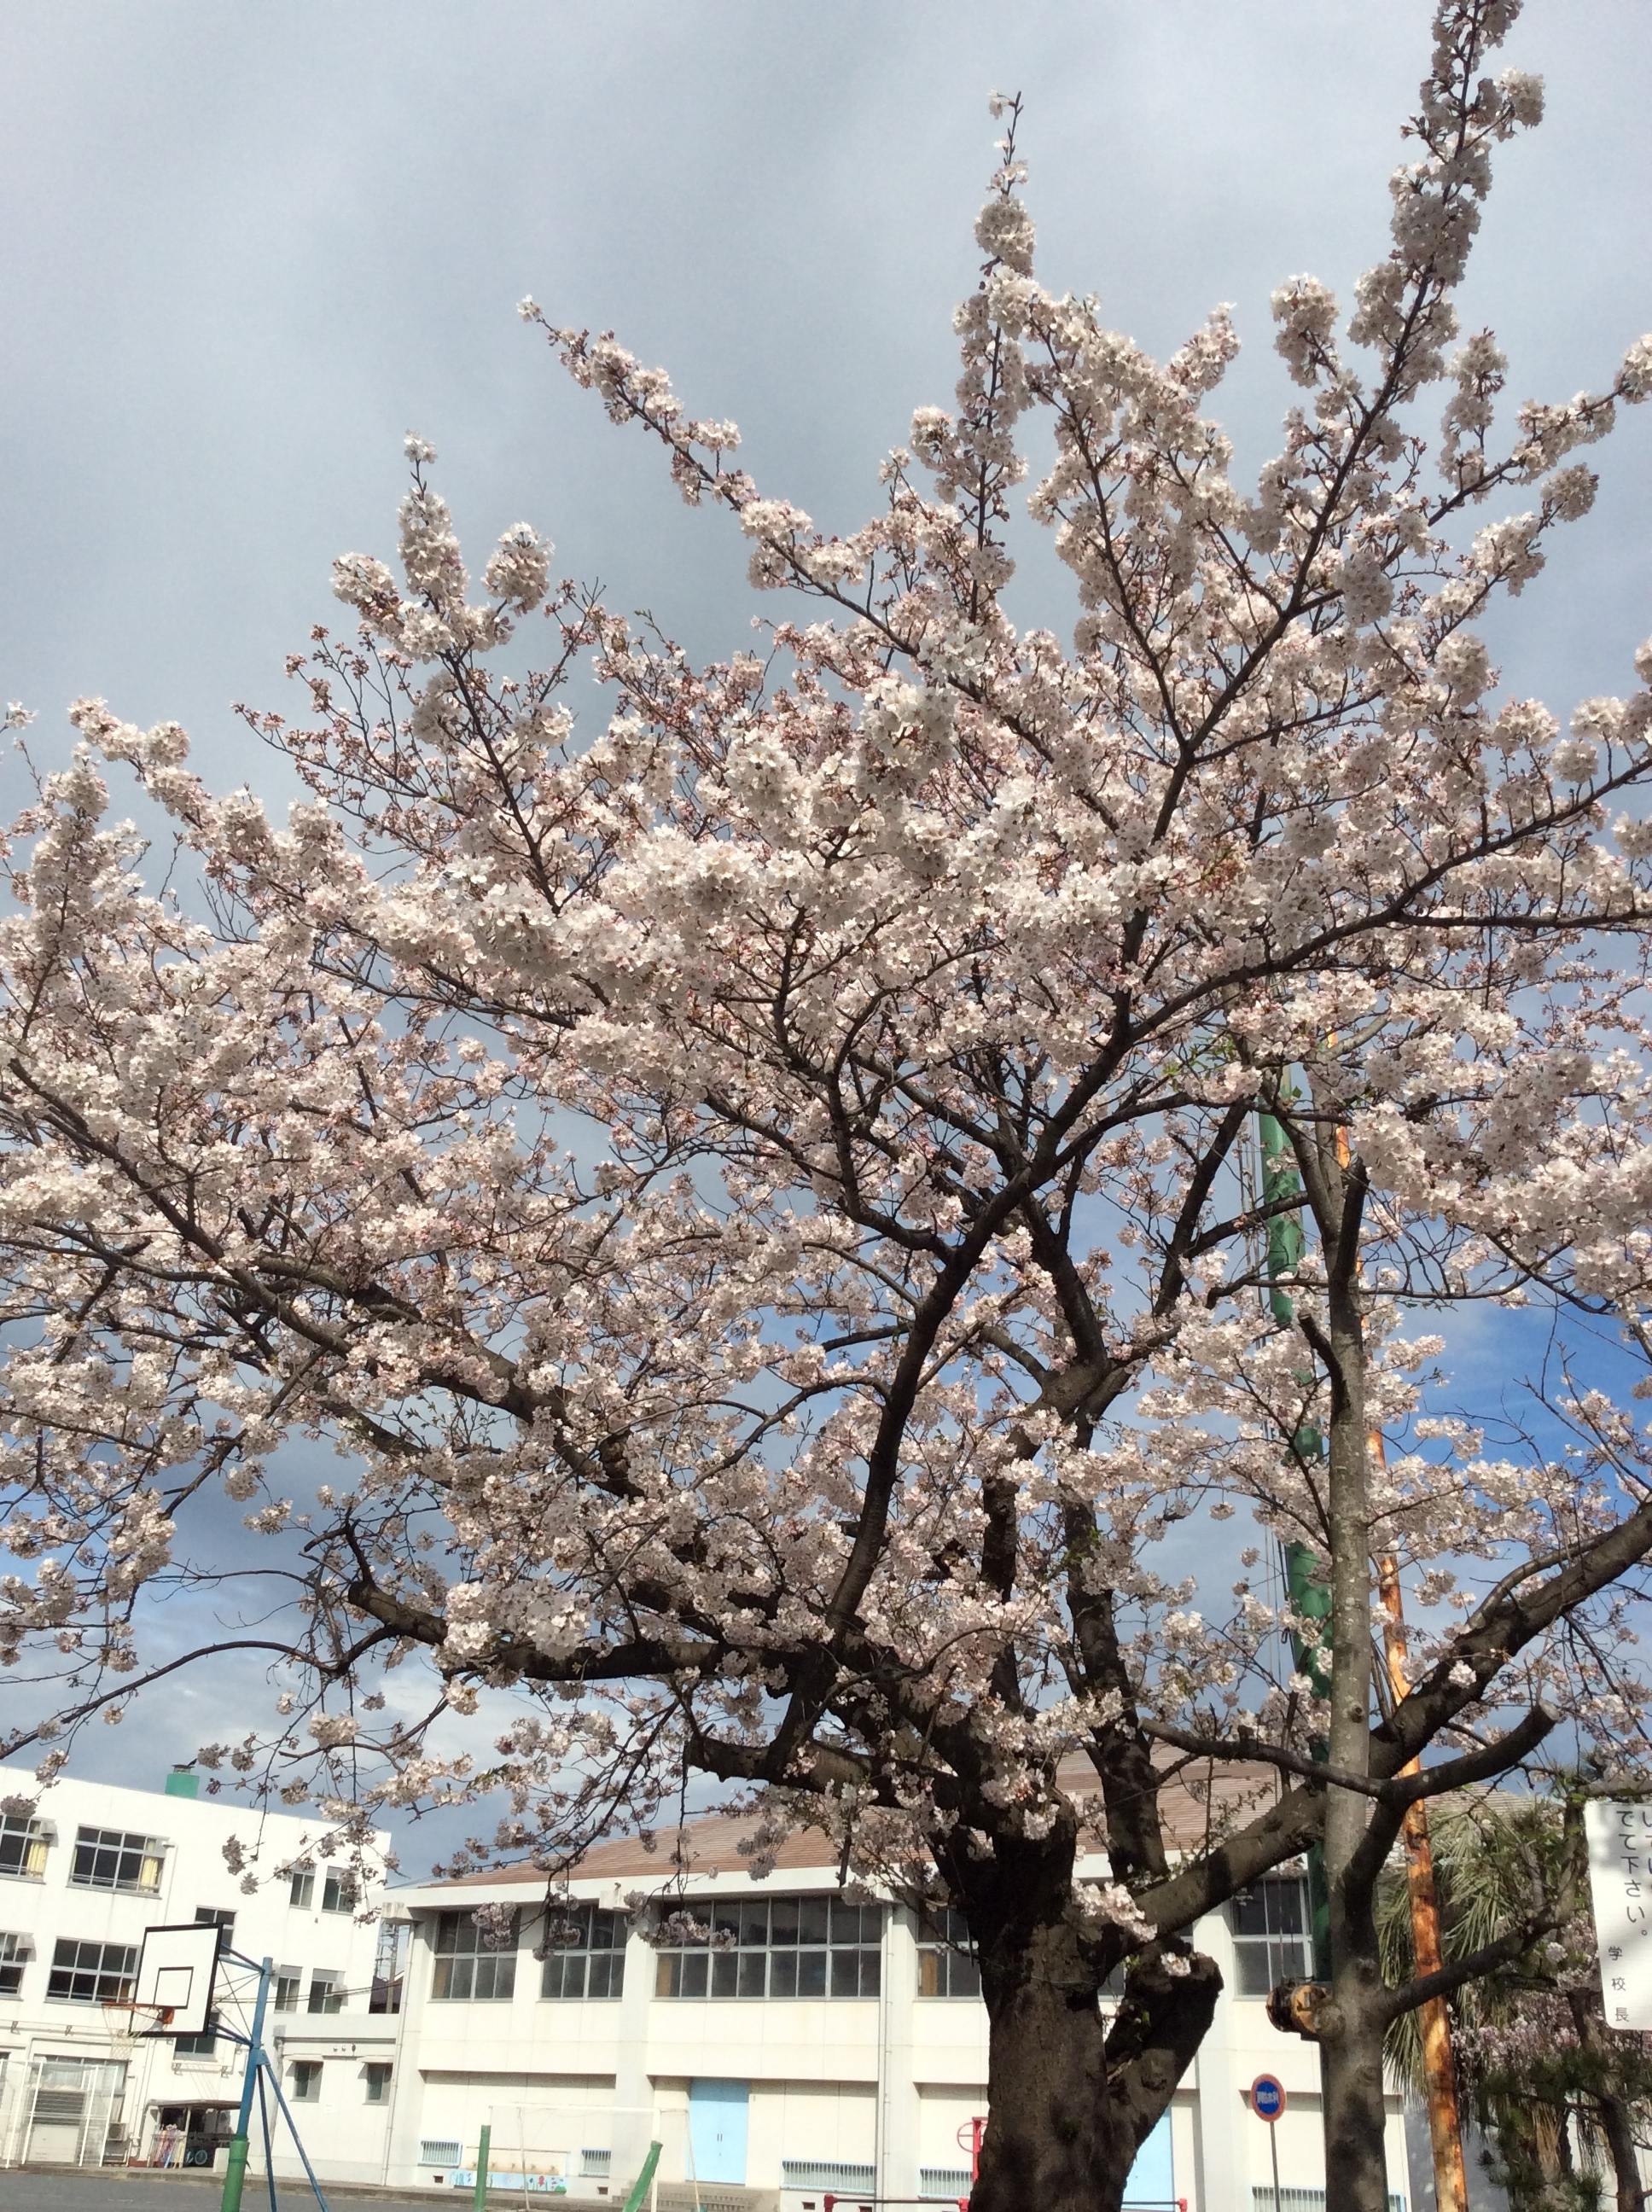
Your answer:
622;2141;663;2212
474;2122;492;2212
1259;1110;1333;1982
257;2061;278;2212
220;1956;272;2212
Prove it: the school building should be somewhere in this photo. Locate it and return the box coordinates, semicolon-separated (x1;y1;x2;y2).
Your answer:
0;1763;1411;2209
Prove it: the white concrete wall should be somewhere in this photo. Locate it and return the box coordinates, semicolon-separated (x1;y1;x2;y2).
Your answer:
383;1864;1416;2211
0;1787;1422;2211
0;1766;398;2185
1190;1902;1411;2211
757;2080;876;2185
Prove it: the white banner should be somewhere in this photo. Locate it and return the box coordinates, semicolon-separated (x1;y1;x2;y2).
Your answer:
1585;1798;1652;2029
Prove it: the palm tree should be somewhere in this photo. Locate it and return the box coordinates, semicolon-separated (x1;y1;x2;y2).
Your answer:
1379;1795;1652;2212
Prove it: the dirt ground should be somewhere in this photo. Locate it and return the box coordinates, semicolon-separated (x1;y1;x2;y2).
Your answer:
0;2170;451;2211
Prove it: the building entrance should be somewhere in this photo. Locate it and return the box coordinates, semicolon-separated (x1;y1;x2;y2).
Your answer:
689;2080;749;2185
150;2101;236;2168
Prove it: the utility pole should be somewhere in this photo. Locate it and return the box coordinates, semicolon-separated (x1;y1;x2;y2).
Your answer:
1259;1109;1334;1981
1376;1526;1469;2212
1261;1104;1469;2211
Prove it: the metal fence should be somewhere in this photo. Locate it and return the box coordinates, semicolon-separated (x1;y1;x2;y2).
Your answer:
782;2161;879;2192
1253;2192;1405;2212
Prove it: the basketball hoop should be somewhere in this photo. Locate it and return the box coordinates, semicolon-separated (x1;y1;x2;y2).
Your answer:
102;1998;172;2046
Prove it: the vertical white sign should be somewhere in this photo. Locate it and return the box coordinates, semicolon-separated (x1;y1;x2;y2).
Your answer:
1585;1798;1652;2030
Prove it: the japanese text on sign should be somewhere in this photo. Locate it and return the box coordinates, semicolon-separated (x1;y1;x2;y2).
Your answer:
1585;1799;1652;2031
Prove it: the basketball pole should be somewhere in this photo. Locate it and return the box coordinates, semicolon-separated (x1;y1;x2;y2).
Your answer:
220;1954;272;2212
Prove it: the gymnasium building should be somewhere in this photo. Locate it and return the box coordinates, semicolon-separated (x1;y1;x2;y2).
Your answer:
0;1765;1411;2209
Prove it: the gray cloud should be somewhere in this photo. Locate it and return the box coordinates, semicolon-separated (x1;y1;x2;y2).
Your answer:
6;2;1648;767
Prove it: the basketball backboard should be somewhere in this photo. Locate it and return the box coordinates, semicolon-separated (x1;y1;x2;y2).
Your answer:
132;1921;222;2035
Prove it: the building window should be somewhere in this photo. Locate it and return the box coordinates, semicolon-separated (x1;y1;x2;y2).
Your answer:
290;2061;323;2103
540;1903;626;2001
46;1938;138;2004
431;1912;518;2002
0;1814;49;1881
0;1930;31;1997
69;1827;165;1895
369;1920;409;2015
173;2013;218;2058
289;1866;354;1912
1230;1875;1312;1997
654;1895;881;2000
364;2064;393;2104
306;1970;345;2016
272;1967;302;2013
178;1906;234;2031
916;1908;981;1999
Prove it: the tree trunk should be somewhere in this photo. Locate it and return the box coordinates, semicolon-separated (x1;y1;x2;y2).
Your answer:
1568;1992;1648;2212
969;1920;1219;2212
1595;2090;1647;2212
1320;1963;1393;2212
1318;1273;1392;2212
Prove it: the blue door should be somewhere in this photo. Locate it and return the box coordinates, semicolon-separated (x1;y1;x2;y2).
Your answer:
689;2080;749;2185
1124;2110;1173;2206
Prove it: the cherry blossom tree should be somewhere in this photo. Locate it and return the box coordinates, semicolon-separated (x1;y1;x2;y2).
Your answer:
4;3;1652;2208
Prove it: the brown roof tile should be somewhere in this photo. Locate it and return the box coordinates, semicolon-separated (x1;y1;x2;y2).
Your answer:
416;1755;1292;1896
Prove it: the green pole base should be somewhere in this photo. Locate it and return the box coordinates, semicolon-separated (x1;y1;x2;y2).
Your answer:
622;2142;663;2212
219;2133;250;2212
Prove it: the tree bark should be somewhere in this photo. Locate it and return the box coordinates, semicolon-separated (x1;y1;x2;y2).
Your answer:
1597;2092;1647;2212
970;1927;1219;2212
1568;1992;1648;2212
1314;1192;1393;2212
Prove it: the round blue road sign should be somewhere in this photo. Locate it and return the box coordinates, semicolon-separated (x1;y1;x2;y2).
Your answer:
1251;2073;1286;2122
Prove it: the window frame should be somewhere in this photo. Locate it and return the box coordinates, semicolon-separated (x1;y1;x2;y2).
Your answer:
1228;1873;1313;1998
430;1910;519;2004
68;1825;166;1895
0;1813;49;1882
289;2060;323;2104
652;1894;881;2001
0;1930;31;1998
172;2012;219;2058
306;1970;346;2017
320;1869;357;1915
916;1907;981;2000
46;1937;139;2005
364;2063;393;2104
538;1902;626;2003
